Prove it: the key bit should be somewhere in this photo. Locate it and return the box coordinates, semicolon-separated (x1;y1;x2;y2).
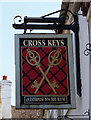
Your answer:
31;80;39;88
52;80;59;88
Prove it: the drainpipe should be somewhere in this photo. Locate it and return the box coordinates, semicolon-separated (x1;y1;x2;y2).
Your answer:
60;1;82;96
59;0;82;118
71;2;82;97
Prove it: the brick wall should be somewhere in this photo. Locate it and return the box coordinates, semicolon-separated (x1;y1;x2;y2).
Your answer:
11;106;42;119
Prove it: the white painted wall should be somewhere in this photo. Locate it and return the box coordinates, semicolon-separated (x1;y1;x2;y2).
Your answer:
0;80;12;119
68;14;89;115
87;3;91;119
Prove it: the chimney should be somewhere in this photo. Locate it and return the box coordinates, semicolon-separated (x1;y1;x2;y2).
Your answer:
0;75;12;119
3;76;7;80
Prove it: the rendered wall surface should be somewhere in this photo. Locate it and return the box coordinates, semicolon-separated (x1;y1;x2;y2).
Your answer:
68;14;89;115
0;80;12;119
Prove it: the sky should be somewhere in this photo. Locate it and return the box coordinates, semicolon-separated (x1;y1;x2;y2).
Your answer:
0;0;62;105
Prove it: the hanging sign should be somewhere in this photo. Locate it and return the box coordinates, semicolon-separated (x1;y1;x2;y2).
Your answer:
15;34;76;109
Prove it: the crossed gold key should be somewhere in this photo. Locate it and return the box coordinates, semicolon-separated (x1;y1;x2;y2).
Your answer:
26;48;62;94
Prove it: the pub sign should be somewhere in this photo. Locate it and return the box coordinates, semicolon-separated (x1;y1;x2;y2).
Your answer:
15;34;76;109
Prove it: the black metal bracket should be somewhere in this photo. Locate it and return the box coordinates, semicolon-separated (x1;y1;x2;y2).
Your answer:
12;9;79;34
84;43;91;56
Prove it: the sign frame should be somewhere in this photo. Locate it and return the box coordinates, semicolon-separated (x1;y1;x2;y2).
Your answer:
15;33;76;109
